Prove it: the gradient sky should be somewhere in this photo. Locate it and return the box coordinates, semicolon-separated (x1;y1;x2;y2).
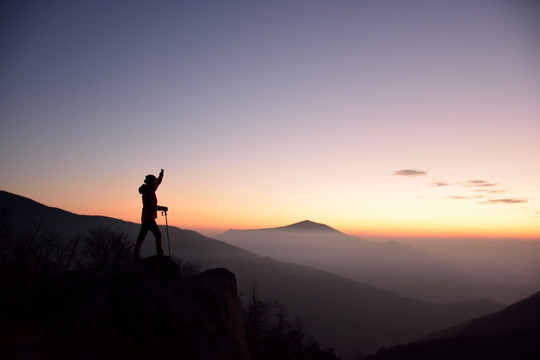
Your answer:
1;0;539;238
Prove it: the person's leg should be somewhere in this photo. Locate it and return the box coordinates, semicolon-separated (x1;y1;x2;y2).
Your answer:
134;221;150;261
148;220;164;256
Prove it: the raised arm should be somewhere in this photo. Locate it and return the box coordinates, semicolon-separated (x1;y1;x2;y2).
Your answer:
155;169;164;189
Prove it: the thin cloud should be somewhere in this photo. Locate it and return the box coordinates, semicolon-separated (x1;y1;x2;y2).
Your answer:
447;195;484;200
463;180;498;187
432;181;451;187
483;198;528;204
399;170;530;209
472;188;507;194
394;169;427;177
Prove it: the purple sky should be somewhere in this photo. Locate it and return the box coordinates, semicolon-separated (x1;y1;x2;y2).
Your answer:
1;0;539;237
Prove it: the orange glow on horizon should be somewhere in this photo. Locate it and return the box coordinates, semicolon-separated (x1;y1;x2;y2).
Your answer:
348;227;540;240
26;190;540;241
182;218;540;240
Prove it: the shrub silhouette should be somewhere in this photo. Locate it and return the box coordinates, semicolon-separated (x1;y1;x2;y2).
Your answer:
171;256;203;278
80;227;133;267
0;220;79;323
0;217;132;324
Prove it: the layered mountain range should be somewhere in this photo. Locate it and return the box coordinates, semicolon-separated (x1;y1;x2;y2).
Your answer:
2;190;536;358
217;221;537;304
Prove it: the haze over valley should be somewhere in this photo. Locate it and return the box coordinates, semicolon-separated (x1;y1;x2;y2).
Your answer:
217;220;540;305
2;190;539;359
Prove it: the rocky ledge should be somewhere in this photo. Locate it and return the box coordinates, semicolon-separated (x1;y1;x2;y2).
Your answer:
44;257;249;360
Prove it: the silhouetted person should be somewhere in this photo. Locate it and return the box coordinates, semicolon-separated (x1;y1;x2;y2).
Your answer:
134;169;168;262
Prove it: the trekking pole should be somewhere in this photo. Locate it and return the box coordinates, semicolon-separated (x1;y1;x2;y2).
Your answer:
164;210;171;257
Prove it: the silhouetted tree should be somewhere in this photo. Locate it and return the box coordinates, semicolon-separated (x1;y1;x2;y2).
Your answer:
56;233;82;272
0;221;83;324
0;209;16;274
305;337;341;360
80;227;133;267
172;256;203;278
243;284;276;353
5;223;79;281
267;303;290;354
0;220;135;327
241;285;341;360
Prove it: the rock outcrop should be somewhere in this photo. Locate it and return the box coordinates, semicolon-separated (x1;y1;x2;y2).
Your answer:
45;257;249;360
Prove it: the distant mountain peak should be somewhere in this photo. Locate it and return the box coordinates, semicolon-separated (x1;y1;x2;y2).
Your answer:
275;220;341;233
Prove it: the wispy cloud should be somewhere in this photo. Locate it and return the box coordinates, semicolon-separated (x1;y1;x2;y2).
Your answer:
463;180;498;188
394;169;427;177
432;181;451;187
472;188;507;194
395;169;530;209
447;195;529;204
447;195;484;200
482;198;528;204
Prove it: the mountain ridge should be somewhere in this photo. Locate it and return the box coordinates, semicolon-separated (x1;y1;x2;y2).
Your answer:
425;291;540;340
274;220;341;233
223;219;343;235
216;222;519;304
366;291;540;359
1;190;507;358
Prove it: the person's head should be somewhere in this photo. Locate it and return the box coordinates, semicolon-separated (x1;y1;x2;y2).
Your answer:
144;174;157;184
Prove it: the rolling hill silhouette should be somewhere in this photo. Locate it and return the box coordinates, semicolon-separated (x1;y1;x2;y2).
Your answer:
0;190;506;358
217;221;525;304
366;291;540;359
424;290;540;340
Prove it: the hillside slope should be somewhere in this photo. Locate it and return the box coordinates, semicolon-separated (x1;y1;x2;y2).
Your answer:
0;190;504;358
366;291;540;359
217;222;515;303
